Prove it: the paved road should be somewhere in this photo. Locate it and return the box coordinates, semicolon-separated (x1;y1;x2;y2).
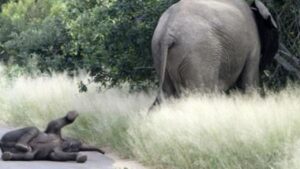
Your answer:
0;128;115;169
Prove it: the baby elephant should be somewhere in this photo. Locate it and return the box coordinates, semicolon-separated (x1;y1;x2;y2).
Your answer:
0;111;105;163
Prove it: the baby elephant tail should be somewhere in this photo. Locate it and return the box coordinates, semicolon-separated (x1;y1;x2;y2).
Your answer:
80;144;105;154
0;140;3;153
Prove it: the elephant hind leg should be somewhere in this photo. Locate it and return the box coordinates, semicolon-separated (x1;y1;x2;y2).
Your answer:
44;111;78;136
2;151;35;161
1;152;12;161
238;52;260;93
16;127;39;152
1;127;40;152
178;55;219;93
163;71;178;98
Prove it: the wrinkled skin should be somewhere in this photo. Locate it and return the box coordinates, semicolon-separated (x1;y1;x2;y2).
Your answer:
0;111;104;163
151;0;279;107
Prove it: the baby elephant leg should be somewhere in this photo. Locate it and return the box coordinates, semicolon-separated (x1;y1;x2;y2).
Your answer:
2;151;35;161
1;127;40;152
16;127;39;152
49;151;87;163
44;111;79;136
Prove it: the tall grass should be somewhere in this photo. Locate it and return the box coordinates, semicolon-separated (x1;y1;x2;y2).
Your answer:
0;67;299;169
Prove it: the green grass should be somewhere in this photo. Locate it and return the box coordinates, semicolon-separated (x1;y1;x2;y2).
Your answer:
0;67;300;169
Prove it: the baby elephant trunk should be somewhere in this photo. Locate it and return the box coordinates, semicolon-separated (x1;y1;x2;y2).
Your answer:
80;143;105;154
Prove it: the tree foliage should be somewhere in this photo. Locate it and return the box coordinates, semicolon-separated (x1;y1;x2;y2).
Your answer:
0;0;80;74
0;0;298;90
64;0;178;89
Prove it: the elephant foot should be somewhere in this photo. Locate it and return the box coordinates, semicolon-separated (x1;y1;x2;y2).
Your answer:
15;143;32;152
2;152;13;161
76;154;87;163
66;111;79;122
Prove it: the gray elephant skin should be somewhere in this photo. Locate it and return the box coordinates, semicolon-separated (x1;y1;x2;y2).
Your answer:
151;0;279;105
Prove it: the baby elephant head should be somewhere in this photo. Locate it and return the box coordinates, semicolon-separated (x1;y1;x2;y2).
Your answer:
62;137;105;154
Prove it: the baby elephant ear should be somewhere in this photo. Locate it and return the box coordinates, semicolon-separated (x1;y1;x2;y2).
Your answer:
251;0;279;71
251;0;277;29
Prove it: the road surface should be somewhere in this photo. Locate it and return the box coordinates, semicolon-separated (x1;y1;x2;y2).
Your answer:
0;128;115;169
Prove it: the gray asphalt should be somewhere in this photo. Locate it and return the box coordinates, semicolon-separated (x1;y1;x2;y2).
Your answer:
0;128;115;169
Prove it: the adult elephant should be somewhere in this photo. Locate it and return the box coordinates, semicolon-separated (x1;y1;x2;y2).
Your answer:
151;0;279;106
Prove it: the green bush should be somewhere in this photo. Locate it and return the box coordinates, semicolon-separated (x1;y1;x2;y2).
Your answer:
0;0;299;90
0;0;82;74
64;0;178;89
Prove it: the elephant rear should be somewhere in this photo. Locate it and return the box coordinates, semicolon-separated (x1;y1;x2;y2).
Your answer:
151;0;262;101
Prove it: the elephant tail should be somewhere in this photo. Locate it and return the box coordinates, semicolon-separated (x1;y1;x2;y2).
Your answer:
0;140;3;153
156;37;174;103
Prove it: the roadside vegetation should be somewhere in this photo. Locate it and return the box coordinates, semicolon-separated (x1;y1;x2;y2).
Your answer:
0;66;300;169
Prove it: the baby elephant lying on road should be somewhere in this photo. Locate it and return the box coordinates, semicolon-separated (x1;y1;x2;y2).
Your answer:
0;111;105;163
